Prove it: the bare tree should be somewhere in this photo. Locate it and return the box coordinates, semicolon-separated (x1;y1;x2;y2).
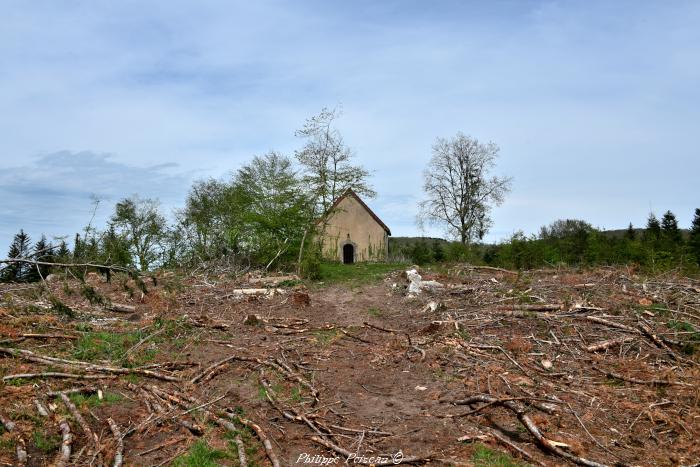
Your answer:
418;133;512;245
295;106;375;215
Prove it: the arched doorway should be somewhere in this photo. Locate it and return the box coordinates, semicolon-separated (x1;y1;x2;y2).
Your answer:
343;244;354;264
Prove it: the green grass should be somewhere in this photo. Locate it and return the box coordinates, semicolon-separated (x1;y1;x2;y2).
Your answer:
33;430;61;453
72;330;154;366
174;440;229;467
317;262;406;285
472;443;527;466
667;319;700;354
70;391;123;407
71;319;189;366
367;306;383;317
312;328;340;346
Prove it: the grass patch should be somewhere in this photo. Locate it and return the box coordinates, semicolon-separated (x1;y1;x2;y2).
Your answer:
72;330;154;366
70;391;123;407
312;328;340;346
33;430;61;453
317;262;406;285
667;319;700;354
367;306;383;317
174;440;229;467
472;443;526;466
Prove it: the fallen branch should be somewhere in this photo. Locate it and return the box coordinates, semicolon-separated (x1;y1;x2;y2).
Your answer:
453;395;609;467
586;337;633;353
107;418;123;467
3;372;114;382
0;347;182;381
55;419;73;467
585;316;639;334
592;366;692;386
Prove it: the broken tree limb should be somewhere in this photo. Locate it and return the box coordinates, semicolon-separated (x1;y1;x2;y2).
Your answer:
585;316;639;334
3;372;115;382
592;366;692;387
55;419;73;467
0;346;182;382
497;304;562;312
234;435;248;467
486;427;545;467
452;395;609;467
107;303;136;313
57;392;99;457
107;418;123;467
586;337;633;353
0;257;139;275
0;412;16;431
147;385;281;467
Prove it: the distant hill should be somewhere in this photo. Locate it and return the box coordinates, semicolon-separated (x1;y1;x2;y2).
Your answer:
388;236;447;254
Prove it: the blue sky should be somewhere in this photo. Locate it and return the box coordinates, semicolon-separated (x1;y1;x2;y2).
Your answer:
1;0;699;250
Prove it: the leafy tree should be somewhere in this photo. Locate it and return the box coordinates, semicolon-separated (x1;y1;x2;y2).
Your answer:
234;152;313;268
295;106;375;216
100;225;132;267
689;208;700;265
417;133;512;245
110;196;167;271
181;178;243;261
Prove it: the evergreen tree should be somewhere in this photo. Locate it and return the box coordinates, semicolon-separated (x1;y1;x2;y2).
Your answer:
56;240;71;262
31;235;54;280
661;210;682;244
431;241;445;262
644;213;661;241
625;222;635;240
689;208;700;265
1;230;33;282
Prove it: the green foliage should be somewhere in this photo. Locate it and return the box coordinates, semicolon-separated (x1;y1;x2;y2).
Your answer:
486;211;696;274
689;208;700;265
80;284;110;307
49;295;75;318
317;262;405;285
111;195;167;271
471;443;526;466
1;229;33;282
173;440;229;467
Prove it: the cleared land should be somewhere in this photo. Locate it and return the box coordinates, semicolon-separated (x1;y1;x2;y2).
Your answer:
1;265;699;466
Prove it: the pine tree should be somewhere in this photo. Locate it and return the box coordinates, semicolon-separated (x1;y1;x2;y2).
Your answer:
661;210;682;244
689;208;700;265
1;230;33;282
645;213;661;241
56;240;71;262
32;235;54;279
625;222;635;240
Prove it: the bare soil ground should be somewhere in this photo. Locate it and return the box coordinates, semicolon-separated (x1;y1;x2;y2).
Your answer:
1;265;699;466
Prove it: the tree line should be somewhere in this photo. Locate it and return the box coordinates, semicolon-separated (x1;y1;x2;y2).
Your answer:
1;107;375;281
395;210;700;274
3;111;699;280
